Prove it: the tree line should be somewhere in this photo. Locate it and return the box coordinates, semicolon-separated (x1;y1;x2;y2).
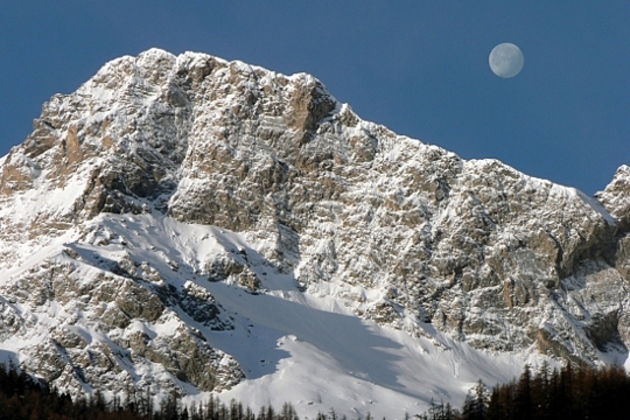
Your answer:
415;362;630;420
0;361;628;419
0;362;298;420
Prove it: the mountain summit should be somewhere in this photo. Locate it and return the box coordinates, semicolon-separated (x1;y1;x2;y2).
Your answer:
0;48;629;417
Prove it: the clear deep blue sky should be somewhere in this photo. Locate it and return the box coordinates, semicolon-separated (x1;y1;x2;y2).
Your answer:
1;1;628;194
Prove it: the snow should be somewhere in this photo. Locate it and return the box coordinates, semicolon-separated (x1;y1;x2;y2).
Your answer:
577;190;617;225
203;282;525;419
0;210;531;418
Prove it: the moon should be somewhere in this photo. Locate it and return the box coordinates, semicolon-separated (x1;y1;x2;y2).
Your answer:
489;43;524;78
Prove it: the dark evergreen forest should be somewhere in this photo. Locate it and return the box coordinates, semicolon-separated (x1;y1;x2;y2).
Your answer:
0;362;628;420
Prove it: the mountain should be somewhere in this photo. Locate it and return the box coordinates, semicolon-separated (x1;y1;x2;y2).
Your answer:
0;48;629;418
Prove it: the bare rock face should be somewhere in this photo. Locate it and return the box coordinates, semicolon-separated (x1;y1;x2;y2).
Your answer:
0;243;243;396
597;165;630;230
1;48;630;399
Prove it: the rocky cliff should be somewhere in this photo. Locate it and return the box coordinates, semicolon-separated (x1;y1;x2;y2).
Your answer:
0;48;629;411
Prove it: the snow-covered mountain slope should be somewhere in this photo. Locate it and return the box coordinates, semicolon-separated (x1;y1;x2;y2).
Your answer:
1;211;528;418
1;48;629;417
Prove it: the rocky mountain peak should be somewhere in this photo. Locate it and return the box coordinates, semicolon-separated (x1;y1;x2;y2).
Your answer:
0;48;339;260
1;48;630;415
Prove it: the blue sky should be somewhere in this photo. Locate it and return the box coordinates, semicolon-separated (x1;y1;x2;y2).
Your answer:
1;1;628;194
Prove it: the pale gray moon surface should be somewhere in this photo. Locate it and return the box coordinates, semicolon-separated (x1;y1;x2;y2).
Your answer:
489;43;524;78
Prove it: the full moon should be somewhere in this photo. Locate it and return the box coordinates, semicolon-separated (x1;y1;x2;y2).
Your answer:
489;43;524;78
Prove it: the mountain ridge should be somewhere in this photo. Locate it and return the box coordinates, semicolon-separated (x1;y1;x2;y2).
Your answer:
0;48;629;418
